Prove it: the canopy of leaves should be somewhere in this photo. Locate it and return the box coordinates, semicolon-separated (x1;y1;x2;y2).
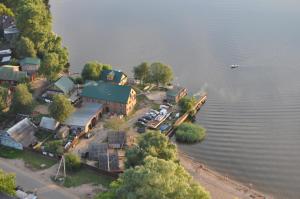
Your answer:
0;3;14;16
40;52;61;81
81;61;112;81
149;62;173;86
179;96;196;113
125;131;177;168
116;156;210;199
16;36;36;58
49;94;74;122
176;123;206;143
44;140;64;155
104;116;126;131
0;86;9;111
133;62;150;84
0;169;16;196
12;84;33;114
65;153;81;171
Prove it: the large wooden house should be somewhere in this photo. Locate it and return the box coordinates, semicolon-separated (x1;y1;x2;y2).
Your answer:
81;82;136;115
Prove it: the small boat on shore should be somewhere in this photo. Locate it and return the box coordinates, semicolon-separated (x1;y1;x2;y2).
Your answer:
230;64;239;69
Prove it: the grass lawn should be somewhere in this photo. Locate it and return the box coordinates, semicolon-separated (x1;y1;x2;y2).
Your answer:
63;168;115;188
0;146;57;170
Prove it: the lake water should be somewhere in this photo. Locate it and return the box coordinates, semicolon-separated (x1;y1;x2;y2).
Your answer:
50;0;300;198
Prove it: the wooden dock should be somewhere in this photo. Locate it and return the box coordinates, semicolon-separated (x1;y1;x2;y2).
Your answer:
166;95;207;137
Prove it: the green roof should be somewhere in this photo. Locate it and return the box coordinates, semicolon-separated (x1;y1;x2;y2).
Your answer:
0;66;27;81
54;76;75;94
20;57;41;66
82;82;133;104
99;70;126;84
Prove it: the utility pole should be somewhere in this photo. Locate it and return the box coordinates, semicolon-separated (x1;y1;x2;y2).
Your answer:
55;155;66;180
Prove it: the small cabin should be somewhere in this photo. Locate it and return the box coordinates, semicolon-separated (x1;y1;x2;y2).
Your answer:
20;57;41;80
166;86;188;104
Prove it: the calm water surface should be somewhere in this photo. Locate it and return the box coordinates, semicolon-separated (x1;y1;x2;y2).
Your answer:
51;0;300;198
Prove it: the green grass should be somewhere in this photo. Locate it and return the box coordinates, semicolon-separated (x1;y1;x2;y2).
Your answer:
0;146;57;170
63;168;115;188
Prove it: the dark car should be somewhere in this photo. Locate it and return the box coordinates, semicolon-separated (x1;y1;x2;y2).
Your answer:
137;126;146;133
138;118;148;123
143;115;152;121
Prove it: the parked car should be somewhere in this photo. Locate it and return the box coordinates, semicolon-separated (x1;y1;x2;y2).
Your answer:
160;124;171;132
138;118;148;123
85;132;94;139
136;121;146;127
143;115;152;121
150;109;160;115
137;126;146;133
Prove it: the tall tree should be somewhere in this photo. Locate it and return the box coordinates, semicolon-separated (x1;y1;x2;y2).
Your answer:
179;96;196;113
12;84;33;114
39;52;61;81
0;86;9;111
149;62;173;86
81;61;112;81
49;94;74;123
0;3;14;16
16;36;37;58
0;169;16;197
133;62;150;84
116;157;210;199
125;131;177;168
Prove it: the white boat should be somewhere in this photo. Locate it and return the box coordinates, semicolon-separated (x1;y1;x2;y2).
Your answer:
230;64;239;69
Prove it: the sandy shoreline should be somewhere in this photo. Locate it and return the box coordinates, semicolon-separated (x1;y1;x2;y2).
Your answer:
179;151;273;199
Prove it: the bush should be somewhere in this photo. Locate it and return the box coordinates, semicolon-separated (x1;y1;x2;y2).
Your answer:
44;140;64;155
175;123;206;143
65;153;81;171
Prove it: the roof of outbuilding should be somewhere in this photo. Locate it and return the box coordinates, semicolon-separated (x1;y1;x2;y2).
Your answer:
81;82;134;104
99;69;126;84
39;117;59;131
0;66;27;81
108;132;126;147
20;57;41;66
54;76;75;95
63;103;103;127
6;118;37;147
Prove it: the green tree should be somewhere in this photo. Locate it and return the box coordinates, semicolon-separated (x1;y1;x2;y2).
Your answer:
65;153;81;171
44;140;64;155
81;61;112;81
176;123;206;143
104;116;126;131
12;84;33;114
125;131;177;168
40;52;61;81
0;3;14;16
179;96;196;113
0;86;9;111
16;0;51;50
116;156;210;199
49;94;74;123
133;62;150;84
0;169;16;196
149;62;173;86
16;36;37;58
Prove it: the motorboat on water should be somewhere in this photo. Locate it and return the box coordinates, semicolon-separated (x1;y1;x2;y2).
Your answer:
230;64;239;69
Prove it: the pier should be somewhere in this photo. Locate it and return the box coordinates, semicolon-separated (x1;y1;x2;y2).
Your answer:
166;94;207;137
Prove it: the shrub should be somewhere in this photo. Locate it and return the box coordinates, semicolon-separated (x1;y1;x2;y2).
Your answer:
175;123;206;143
65;153;81;171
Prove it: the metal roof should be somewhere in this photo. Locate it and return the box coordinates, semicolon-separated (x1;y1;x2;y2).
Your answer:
63;103;103;127
54;76;75;95
82;82;133;104
39;117;59;131
6;118;37;147
99;69;126;84
88;143;108;160
0;66;27;81
108;131;126;147
20;57;41;66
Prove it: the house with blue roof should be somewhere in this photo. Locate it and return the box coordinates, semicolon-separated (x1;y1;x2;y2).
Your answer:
99;69;128;85
81;82;136;115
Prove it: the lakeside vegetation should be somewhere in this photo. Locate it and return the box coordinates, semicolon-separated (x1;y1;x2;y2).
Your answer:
96;131;211;199
176;123;206;143
0;169;16;197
